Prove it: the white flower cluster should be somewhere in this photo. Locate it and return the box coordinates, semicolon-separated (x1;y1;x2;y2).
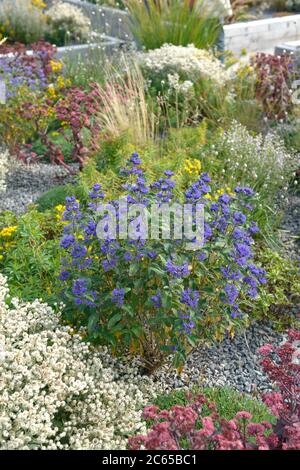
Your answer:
167;73;194;96
0;274;159;450
0;150;9;193
211;121;297;196
46;1;91;42
138;44;229;91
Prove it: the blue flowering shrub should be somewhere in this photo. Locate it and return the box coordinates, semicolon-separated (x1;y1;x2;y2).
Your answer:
60;153;267;372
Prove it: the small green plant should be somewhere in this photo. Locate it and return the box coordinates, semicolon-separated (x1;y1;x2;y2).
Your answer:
201;122;297;204
154;386;275;424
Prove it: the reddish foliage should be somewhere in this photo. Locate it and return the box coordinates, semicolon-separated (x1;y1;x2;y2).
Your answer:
128;330;300;450
55;83;101;170
252;52;297;120
19;83;102;172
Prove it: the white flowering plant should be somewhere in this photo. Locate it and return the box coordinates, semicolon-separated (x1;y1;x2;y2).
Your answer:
202;121;298;205
46;1;91;46
137;44;232;126
0;274;158;449
139;44;229;92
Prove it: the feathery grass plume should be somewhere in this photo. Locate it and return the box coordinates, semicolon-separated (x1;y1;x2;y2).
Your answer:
97;56;157;145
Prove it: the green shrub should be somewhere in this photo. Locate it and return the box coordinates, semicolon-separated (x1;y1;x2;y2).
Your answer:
59;153;268;372
0;208;63;304
36;184;82;212
45;1;91;47
138;44;232;127
252;247;300;329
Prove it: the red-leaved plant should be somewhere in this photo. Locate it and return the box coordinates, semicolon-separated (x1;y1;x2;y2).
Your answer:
128;330;300;450
55;83;101;170
20;83;102;172
252;52;297;120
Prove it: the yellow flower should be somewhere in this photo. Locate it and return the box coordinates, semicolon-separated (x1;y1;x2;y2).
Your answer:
204;194;212;200
184;158;201;176
55;205;66;222
4;242;14;249
56;75;69;89
31;0;47;10
0;255;3;261
0;226;17;238
50;60;63;73
47;85;57;98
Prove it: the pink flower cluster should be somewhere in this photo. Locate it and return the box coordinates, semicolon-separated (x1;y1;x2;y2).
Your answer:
128;330;300;450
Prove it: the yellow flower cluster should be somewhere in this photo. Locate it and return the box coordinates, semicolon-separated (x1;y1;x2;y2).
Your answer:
204;187;235;201
47;85;57;98
0;226;17;261
55;204;65;221
47;75;70;99
237;64;254;79
184;158;201;175
50;60;63;74
0;226;17;238
217;187;235;197
31;0;46;9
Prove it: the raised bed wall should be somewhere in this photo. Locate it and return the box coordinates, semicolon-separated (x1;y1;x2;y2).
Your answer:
46;0;132;40
225;15;300;56
47;2;300;56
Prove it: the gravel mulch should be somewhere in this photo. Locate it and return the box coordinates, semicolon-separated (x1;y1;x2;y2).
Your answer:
152;321;287;394
0;159;75;215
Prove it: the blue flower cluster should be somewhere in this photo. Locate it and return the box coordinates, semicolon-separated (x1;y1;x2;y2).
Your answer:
0;54;49;99
59;153;267;362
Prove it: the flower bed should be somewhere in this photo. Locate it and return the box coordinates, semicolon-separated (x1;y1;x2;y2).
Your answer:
0;0;299;453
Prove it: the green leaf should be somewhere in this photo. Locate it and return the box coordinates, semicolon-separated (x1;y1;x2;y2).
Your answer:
107;313;122;329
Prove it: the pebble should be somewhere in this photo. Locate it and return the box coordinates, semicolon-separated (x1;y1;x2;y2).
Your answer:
0;159;75;215
152;321;288;394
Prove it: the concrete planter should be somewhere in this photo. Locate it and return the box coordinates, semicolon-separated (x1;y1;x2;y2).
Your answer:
225;15;300;56
55;37;124;62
